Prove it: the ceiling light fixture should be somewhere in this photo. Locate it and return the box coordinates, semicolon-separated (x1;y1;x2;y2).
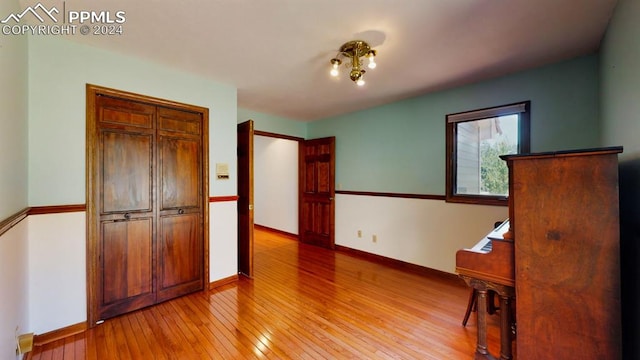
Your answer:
329;40;377;86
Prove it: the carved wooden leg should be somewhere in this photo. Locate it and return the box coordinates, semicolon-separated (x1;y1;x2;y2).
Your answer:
462;288;476;326
474;289;492;359
499;295;513;360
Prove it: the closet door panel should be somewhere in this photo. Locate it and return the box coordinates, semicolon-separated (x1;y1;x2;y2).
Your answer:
101;131;153;213
156;106;204;302
159;136;200;210
157;213;202;301
99;218;155;319
98;127;156;319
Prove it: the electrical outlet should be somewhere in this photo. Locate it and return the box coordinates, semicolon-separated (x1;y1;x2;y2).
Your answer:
372;234;377;243
357;230;362;238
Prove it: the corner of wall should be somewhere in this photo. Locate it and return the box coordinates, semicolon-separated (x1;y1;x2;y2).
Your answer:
0;219;29;359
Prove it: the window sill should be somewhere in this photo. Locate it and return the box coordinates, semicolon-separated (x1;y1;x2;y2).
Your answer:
445;195;508;207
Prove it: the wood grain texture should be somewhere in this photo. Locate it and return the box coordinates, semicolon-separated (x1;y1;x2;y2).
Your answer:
209;274;239;290
299;137;335;249
34;323;87;346
254;224;298;240
336;244;464;284
254;130;304;142
28;227;504;359
455;238;515;287
86;84;210;325
506;149;622;360
238;120;255;277
209;195;240;202
28;205;86;216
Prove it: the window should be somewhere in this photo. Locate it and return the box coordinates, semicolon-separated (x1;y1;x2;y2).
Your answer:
446;101;530;205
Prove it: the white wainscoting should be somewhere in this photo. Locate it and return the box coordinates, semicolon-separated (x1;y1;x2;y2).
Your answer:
335;194;508;274
20;202;237;336
28;212;86;335
0;219;29;360
209;201;238;282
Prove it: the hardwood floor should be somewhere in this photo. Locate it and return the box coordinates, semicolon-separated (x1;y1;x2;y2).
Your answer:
28;228;504;359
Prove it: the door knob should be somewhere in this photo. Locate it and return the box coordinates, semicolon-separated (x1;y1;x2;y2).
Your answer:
178;209;184;215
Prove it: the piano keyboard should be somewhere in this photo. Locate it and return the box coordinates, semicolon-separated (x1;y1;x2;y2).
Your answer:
480;241;492;252
468;219;509;253
470;237;492;253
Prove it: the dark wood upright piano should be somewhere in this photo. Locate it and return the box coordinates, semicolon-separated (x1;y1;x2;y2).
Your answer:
456;147;623;360
456;219;515;360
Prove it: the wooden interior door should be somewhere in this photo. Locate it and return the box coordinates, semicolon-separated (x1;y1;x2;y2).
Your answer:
156;107;204;302
237;120;254;277
87;85;208;325
299;137;335;249
95;96;157;320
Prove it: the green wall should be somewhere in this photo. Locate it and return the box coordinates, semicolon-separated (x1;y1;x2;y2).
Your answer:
601;0;640;159
0;2;28;219
238;107;307;138
308;55;600;195
0;2;28;358
600;0;640;357
28;36;238;205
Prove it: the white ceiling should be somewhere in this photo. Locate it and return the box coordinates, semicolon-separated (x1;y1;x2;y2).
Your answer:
27;0;618;121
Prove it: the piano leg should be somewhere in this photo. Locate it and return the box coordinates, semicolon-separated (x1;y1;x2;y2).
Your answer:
460;276;513;360
474;289;497;360
499;294;513;360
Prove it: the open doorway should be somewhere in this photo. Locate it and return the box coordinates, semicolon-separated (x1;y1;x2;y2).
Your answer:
254;134;300;235
237;123;336;276
237;124;302;277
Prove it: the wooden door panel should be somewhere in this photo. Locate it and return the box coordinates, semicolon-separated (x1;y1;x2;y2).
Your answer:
157;107;204;301
316;155;331;193
97;96;154;128
304;160;316;192
158;107;201;135
299;137;335;249
301;201;332;247
159;136;201;210
237;121;254;277
100;218;155;318
101;131;153;213
158;213;203;301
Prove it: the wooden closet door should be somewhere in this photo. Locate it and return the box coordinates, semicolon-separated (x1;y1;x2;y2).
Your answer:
156;107;204;302
91;91;207;322
96;96;157;319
